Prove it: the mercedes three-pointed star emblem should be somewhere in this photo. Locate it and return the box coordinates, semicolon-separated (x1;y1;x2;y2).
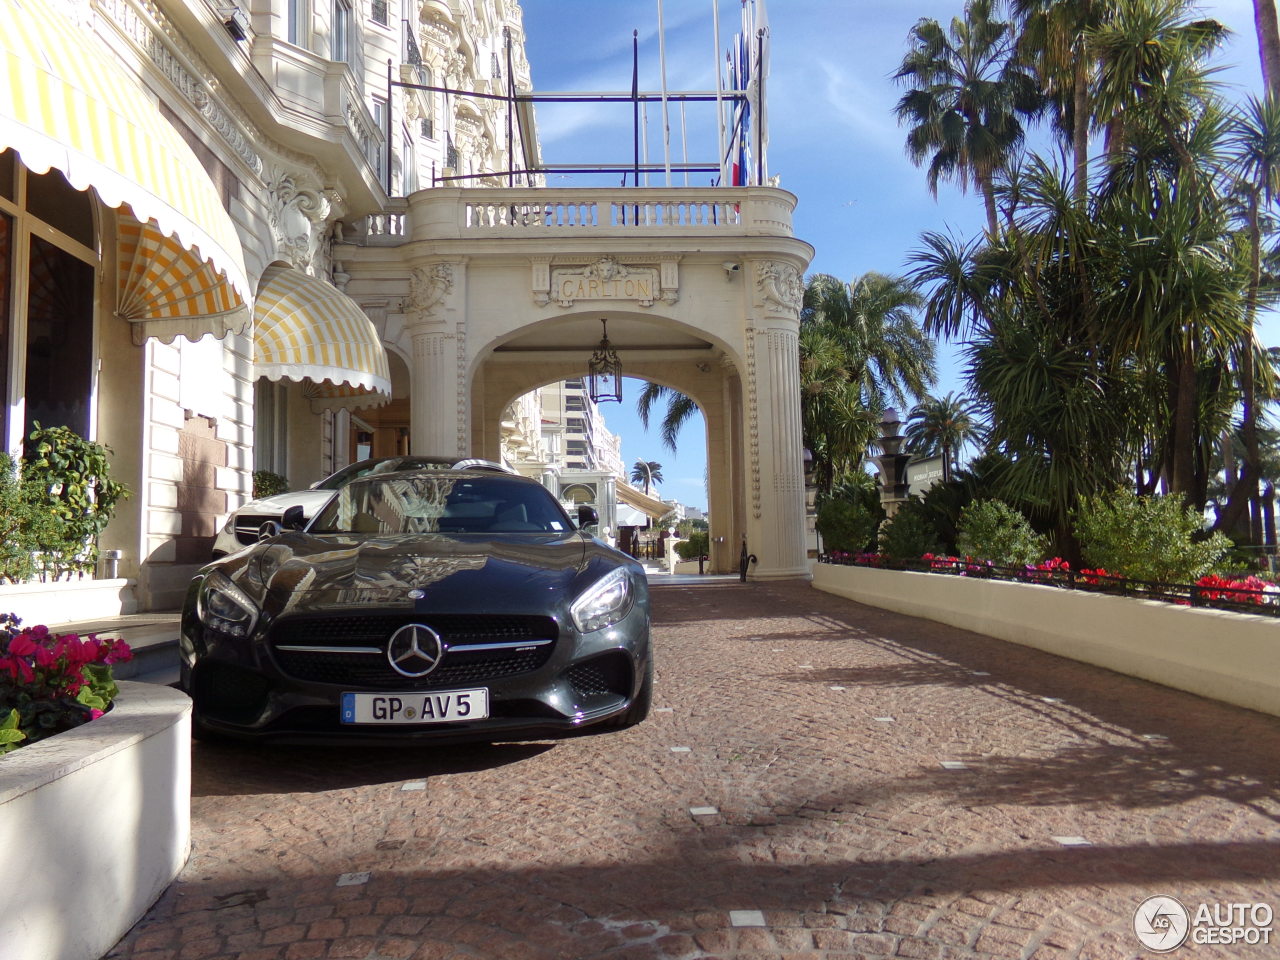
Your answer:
386;623;445;678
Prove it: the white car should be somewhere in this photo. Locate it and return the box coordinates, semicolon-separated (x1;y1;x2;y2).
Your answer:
211;456;463;558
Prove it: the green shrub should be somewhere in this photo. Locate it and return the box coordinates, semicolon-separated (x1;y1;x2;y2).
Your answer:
879;499;941;563
816;498;880;554
675;531;709;561
21;425;127;580
0;454;60;584
956;499;1048;566
1074;490;1230;584
253;470;290;498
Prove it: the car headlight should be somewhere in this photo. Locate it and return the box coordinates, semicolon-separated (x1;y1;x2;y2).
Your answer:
570;568;635;633
196;572;260;638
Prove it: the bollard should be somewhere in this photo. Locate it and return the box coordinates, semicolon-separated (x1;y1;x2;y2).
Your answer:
100;549;123;579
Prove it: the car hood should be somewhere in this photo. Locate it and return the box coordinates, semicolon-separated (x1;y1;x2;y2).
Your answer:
216;531;618;619
237;489;335;516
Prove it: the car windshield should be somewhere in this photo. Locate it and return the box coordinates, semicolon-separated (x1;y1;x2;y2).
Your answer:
314;457;453;491
309;475;574;535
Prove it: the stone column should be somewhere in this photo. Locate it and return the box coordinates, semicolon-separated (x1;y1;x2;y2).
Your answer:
742;259;809;580
403;259;468;456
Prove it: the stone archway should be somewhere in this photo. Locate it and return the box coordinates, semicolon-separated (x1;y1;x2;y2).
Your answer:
469;313;744;575
338;186;813;579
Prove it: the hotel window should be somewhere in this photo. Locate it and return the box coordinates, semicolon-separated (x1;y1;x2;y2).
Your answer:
254;380;289;476
402;128;417;194
370;0;389;26
371;97;387;174
287;0;306;44
0;153;99;449
332;0;352;62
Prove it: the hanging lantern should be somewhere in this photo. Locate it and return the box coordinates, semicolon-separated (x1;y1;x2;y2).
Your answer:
588;318;622;404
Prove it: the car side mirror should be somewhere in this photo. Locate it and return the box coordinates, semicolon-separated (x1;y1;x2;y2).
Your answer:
282;505;307;530
576;505;598;529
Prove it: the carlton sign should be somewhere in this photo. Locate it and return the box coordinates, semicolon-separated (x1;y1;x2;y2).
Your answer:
534;256;678;308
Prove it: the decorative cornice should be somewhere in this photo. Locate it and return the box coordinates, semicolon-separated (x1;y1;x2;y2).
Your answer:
98;0;263;175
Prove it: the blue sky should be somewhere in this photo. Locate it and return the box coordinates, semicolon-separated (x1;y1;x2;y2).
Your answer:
520;0;1269;511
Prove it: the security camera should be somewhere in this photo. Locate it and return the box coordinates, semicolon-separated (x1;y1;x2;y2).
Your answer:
722;261;740;278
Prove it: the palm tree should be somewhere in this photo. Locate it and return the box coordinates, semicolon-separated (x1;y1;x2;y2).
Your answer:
1011;0;1108;202
801;272;937;494
906;393;981;483
1254;0;1280;96
630;459;663;495
895;0;1044;234
635;383;699;454
1221;95;1280;541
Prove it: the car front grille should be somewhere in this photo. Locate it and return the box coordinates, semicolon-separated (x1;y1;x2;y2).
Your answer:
268;613;559;689
233;514;281;545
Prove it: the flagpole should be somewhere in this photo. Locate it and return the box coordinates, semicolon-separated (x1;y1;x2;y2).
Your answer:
680;100;689;187
657;0;672;186
756;27;764;186
632;30;640;191
713;0;725;186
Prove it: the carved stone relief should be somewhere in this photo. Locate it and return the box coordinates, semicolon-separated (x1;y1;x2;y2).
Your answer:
755;260;804;318
267;172;332;274
405;263;455;325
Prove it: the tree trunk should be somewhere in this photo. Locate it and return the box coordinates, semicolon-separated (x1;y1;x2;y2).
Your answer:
1073;53;1090;202
1255;0;1280;97
1237;191;1264;543
977;169;1000;237
1170;348;1198;502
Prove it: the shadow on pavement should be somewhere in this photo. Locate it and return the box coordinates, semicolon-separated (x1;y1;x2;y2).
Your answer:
191;740;556;797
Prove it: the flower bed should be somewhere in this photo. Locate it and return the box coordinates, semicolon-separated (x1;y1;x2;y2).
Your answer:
1;618;134;753
821;551;1280;616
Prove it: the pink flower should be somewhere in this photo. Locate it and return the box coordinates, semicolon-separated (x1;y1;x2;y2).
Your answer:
8;634;38;658
89;708;104;721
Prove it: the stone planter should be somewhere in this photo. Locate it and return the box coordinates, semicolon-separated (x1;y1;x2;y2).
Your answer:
0;577;137;626
0;682;191;960
813;562;1280;718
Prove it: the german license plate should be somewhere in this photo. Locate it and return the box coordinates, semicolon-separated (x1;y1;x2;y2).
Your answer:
341;689;489;724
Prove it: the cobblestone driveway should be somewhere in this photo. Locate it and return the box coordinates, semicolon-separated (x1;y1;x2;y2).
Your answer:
107;579;1280;960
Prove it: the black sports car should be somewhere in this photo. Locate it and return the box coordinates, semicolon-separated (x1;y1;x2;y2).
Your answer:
180;468;652;743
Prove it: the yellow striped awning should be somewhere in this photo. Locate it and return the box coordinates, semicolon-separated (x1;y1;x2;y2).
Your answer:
254;264;391;406
1;0;250;339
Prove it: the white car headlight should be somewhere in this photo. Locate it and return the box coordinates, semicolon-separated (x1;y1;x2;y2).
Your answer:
570;568;634;633
196;572;260;638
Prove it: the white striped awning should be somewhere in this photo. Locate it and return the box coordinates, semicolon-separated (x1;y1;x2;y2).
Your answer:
254;264;391;406
0;0;250;339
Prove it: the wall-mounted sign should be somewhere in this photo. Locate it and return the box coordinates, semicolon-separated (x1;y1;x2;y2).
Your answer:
532;256;679;308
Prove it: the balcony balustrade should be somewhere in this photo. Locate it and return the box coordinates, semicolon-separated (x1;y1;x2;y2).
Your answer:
345;186;797;246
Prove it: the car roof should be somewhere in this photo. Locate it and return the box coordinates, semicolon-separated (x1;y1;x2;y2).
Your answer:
329;456;516;478
355;466;538;484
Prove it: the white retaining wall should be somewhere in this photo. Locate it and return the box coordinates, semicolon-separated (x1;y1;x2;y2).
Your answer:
812;563;1280;718
0;682;191;960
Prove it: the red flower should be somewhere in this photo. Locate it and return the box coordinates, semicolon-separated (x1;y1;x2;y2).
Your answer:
8;633;38;658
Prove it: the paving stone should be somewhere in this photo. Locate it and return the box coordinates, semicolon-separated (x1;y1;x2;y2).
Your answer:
102;580;1280;960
